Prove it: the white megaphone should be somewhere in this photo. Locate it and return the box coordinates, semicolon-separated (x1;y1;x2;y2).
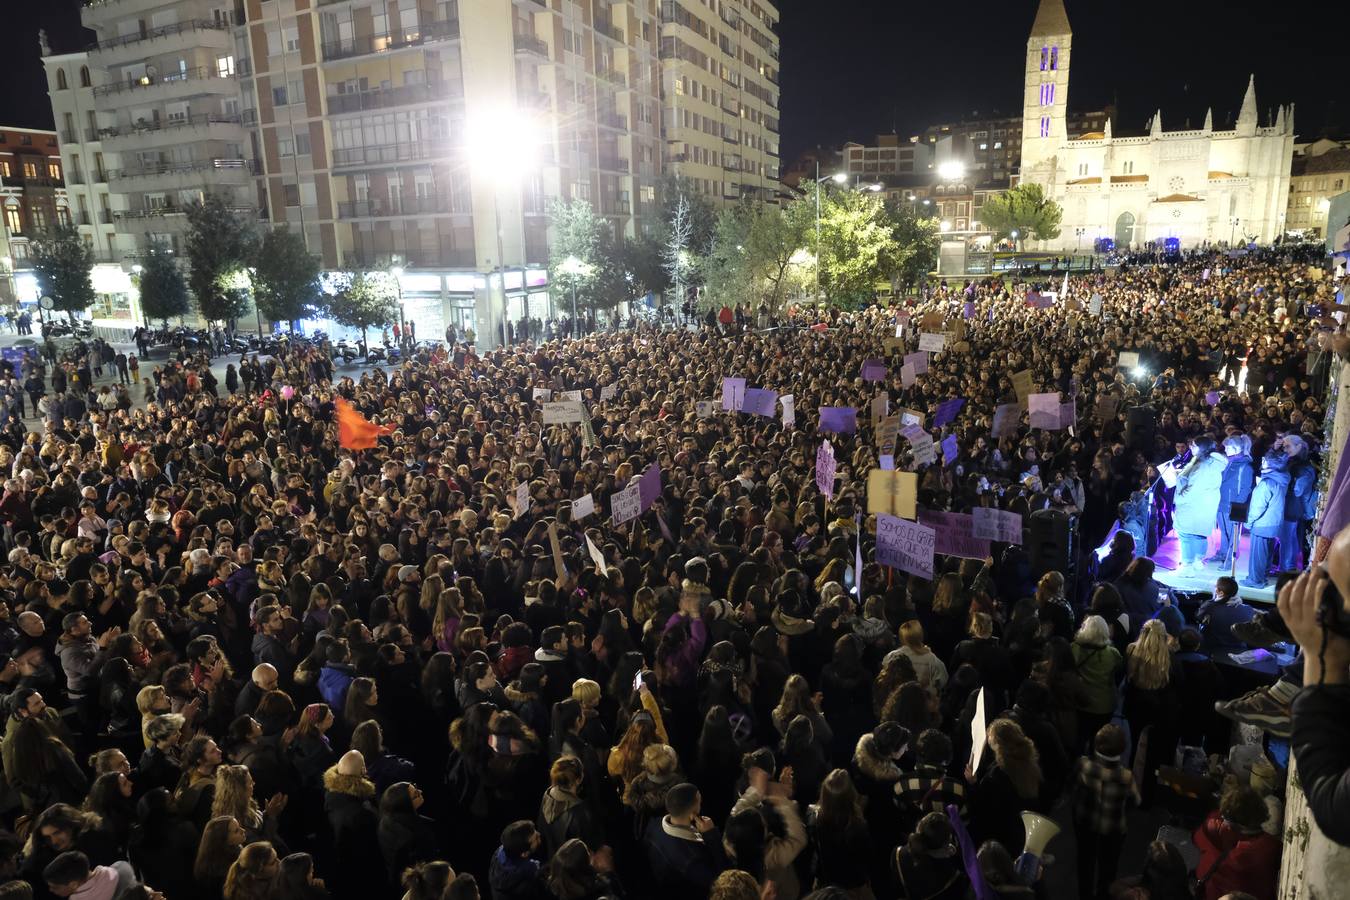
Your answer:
1014;811;1060;884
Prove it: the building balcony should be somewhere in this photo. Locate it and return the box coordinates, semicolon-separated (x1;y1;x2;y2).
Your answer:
84;128;101;142
81;0;189;26
597;112;627;130
517;88;551;110
600;199;631;215
108;158;257;193
67;172;86;185
99;210;114;224
513;33;549;58
320;18;459;62
92;66;236;103
88;19;230;67
113;206;188;221
598;69;627;87
597;156;630;173
76;212;92;226
336;194;468;219
327;82;463;116
15;176;62;189
98;113;244;150
331;140;455;169
60;128;78;144
593;19;625;42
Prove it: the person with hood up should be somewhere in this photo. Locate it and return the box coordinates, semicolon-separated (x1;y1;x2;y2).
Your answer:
322;749;384;897
1206;434;1255;568
317;640;358;714
1241;452;1289;589
1173;435;1228;571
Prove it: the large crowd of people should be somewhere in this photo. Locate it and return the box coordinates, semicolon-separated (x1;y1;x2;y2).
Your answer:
0;243;1338;900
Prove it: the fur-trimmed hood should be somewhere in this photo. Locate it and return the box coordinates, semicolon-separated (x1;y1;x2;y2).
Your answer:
853;733;902;783
322;766;376;799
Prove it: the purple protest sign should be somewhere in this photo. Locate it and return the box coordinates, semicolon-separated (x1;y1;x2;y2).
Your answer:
963;301;975;319
721;377;746;411
903;352;928;375
971;508;1023;545
1205;390;1220;406
1028;393;1060;430
917;509;991;560
992;403;1020;438
1059;399;1077;430
933;398;965;428
637;463;662;512
741;388;778;417
901;363;916;388
816;440;836;499
876;513;935;578
818;406;858;435
941;434;959;464
861;359;887;382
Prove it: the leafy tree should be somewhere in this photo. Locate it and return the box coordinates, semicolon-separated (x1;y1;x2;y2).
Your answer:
30;223;94;321
137;244;190;325
624;229;668;299
701;206;754;309
746;200;815;311
884;203;942;289
251;227;321;330
326;271;400;351
816;187;899;306
184;194;256;325
547;199;604;324
978;182;1063;249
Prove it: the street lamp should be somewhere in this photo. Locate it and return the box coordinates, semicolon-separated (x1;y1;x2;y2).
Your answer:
937;161;966;181
558;255;592;337
1230;216;1241;246
940;220;953;232
812;164;850;303
389;264;405;346
464;107;539;349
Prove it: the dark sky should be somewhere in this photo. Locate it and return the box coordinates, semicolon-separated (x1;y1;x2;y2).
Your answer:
5;0;1343;163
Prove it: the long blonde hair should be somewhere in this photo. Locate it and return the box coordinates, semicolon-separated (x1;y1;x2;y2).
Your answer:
932;573;962;614
1127;619;1172;691
773;673;819;727
211;765;261;829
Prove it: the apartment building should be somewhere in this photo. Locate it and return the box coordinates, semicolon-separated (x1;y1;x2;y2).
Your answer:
843;135;932;179
0;127;67;307
42;51;143;328
1287;138;1350;237
73;0;255;261
659;0;780;204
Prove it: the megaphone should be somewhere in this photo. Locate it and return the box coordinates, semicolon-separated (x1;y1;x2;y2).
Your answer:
1014;811;1061;884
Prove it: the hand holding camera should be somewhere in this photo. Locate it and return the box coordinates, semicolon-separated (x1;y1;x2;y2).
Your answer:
1278;567;1350;685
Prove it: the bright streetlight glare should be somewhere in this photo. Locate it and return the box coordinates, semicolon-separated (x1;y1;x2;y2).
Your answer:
937;161;966;180
868;183;882;192
558;256;592;277
390;265;404;279
940;220;952;232
830;172;848;184
464;107;539;185
1133;366;1148;379
922;199;931;206
1010;229;1019;238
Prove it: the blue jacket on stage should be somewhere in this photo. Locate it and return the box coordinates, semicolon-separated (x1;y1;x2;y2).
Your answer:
1174;451;1228;537
1217;453;1254;521
1247;467;1289;538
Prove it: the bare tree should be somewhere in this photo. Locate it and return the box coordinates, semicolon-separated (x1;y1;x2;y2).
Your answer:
663;194;696;310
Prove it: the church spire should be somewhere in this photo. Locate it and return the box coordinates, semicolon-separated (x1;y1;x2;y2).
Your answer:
1150;110;1162;136
1237;74;1258;134
1030;0;1071;37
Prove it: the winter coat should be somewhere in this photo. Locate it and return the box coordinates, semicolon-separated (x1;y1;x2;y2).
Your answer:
56;635;107;699
322;767;385;895
1192;812;1279;900
1284;457;1317;522
891;645;949;694
1247;468;1290;537
644;816;728;900
377;811;440;882
1113;577;1164;637
1070;640;1122;716
536;785;602;857
1217;453;1255;520
726;788;807;900
1292;684;1350;845
1174;451;1227;536
317;662;358;712
489;847;545;900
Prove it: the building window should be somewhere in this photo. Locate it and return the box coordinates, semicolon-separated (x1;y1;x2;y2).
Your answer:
216;55;235;78
1050;47;1058;70
80;66;91;87
1123;160;1134;174
273;85;288;106
0;162;7;177
4;207;20;233
1039;47;1047;71
1040;117;1050;138
22;161;37;178
48;162;60;179
56;70;68;90
295;133;311;155
994;141;1002;149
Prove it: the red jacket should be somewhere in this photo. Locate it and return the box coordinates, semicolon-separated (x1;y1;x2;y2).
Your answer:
1192;812;1279;900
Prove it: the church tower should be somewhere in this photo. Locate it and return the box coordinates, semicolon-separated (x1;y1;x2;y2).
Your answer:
1020;0;1072;179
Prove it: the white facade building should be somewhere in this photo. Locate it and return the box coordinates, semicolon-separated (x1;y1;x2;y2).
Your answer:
1019;0;1293;249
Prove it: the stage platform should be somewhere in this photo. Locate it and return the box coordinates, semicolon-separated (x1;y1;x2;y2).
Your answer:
1098;526;1278;605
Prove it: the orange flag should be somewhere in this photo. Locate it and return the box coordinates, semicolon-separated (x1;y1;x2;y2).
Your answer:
336;397;392;450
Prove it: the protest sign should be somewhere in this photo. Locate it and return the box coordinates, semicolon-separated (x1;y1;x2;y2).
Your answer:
571;493;595;521
883;337;905;354
941;434;959;464
1094;394;1121;424
933;398;965;428
901;363;916;388
1202;268;1211;281
695;400;716;418
870;394;890;427
904;351;929;375
547;523;566;580
818;407;858;435
900;408;924;427
1028;392;1061;430
532;387;553;402
972;508;1023;544
1117;351;1140;370
917;509;990;560
876;514;935;578
721;377;746;411
556;390;582;402
907;428;936;468
1088;293;1103;317
992;403;1020;438
861;359;887;382
970;688;988;771
742;388;778;417
515;482;531;518
780;394;795;428
610;483;641;525
638;463;662;511
867;469;917;519
880;455;894;470
918;333;947;353
1059;399;1077;430
600;383;617;401
816;441;836;499
585;533;607;571
542;400;586;424
963;301;975;319
876;415;901;449
1205;390;1220;406
1011;369;1035;407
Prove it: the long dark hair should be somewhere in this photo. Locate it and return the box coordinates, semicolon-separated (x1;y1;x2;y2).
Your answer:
723;807;767;881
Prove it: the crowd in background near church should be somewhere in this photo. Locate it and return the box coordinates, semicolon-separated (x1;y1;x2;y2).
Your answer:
0;243;1331;900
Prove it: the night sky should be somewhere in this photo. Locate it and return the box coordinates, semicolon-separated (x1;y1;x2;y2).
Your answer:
4;0;1343;163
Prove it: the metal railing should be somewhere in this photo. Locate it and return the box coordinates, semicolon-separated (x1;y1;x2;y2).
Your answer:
513;33;548;57
93;66;233;98
597;112;627;130
85;128;101;142
331;140;452;167
598;69;627;87
110;158;254;179
601;199;631;215
99;112;242;140
326;81;462;115
67;172;85;184
336;194;467;218
60;129;78;144
89;19;228;52
99;210;113;224
320;18;459;62
597;156;630;173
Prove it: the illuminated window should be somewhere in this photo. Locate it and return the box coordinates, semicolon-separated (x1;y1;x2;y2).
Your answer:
48;163;61;179
1050;47;1058;70
1040;117;1050;138
5;207;20;232
23;162;37;178
1039;47;1048;71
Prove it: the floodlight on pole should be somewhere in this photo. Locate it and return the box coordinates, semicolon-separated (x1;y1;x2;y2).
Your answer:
830;172;848;184
559;255;592;329
937;161;966;181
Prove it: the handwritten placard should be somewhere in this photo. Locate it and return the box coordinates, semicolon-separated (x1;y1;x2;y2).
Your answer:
548;523;566;580
901;363;916;388
818;407;858;435
876;513;935;578
780;394;795;428
816;440;836;499
742;388;778;417
695;400;716;419
972;507;1023;544
571;493;595;521
933;398;965;428
1088;293;1103;317
721;377;746;411
904;351;929;375
871;394;890;426
917;509;990;560
1117;351;1140;370
1011;369;1035;407
600;383;617;401
1059;399;1077;430
610;483;641;525
861;359;887;382
542;400;586;424
556;390;582;402
918;333;947;353
1094;394;1121;423
637;463;662;511
867;469;916;519
515;481;531;518
585;533;607;571
992;403;1020;438
941;434;959;464
1028;392;1061;430
532;387;553;402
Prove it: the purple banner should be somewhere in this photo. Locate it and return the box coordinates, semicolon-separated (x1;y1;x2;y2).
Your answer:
816;440;836;499
918;509;991;560
876;513;935;578
1059;399;1077;430
941;434;959;464
721;377;746;411
861;359;887;382
818;406;858;435
1205;390;1220;406
903;351;929;375
638;462;662;512
963;301;975;319
742;388;778;417
972;507;1023;545
992;403;1020;438
934;397;966;428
